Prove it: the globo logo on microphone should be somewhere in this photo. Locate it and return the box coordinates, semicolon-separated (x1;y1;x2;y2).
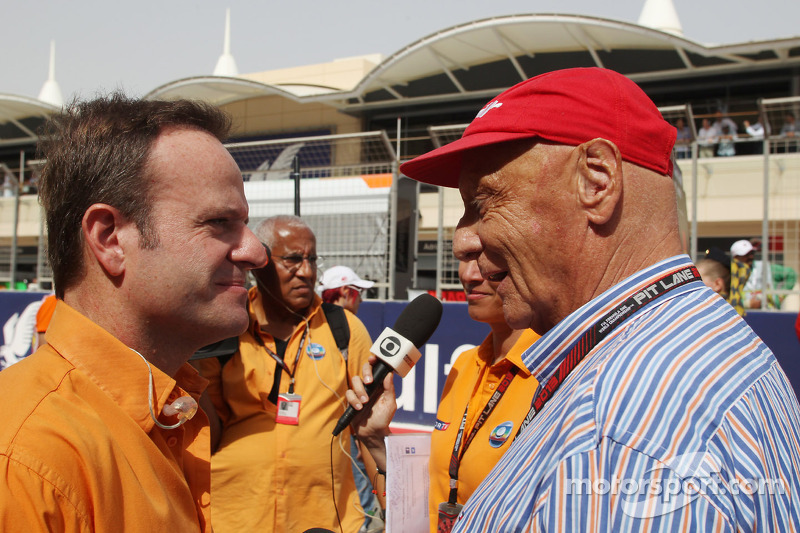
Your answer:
379;336;402;358
370;327;422;378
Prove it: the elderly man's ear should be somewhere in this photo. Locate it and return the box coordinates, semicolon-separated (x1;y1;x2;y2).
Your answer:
576;138;623;226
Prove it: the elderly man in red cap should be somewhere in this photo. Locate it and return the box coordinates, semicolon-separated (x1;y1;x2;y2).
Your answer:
401;68;800;531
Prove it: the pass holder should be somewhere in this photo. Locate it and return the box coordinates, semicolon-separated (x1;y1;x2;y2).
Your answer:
437;501;463;533
276;393;302;425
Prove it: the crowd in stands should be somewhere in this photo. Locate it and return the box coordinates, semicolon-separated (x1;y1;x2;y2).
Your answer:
674;110;799;158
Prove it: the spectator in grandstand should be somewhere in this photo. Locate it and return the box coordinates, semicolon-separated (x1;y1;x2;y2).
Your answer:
398;67;800;531
716;123;737;157
346;257;541;532
319;265;374;314
195;215;375;533
744;115;765;139
781;112;798;153
712;110;738;134
744;113;766;154
0;94;268;531
781;112;798;137
673;117;692;159
697;117;718;157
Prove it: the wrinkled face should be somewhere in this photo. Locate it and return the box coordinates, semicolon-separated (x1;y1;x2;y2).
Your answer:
458;259;505;326
125;127;267;348
255;223;318;314
453;140;580;334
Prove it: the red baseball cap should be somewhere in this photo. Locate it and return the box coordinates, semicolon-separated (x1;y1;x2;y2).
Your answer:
400;67;676;188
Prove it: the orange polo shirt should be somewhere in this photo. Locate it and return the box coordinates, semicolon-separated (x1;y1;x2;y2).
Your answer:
0;301;211;532
428;328;540;531
198;290;373;533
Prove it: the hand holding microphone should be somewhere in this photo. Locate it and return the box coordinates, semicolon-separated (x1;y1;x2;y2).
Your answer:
333;293;443;437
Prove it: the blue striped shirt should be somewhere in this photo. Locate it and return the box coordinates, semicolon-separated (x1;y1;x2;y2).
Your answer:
453;255;800;532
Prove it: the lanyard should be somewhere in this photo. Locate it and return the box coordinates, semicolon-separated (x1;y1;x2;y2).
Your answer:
446;364;520;504
254;324;309;394
517;264;701;435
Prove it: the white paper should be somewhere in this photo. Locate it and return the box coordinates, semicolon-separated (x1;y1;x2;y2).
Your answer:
385;432;431;533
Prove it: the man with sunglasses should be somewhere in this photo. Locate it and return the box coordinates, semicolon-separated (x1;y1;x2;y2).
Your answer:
195;215;375;533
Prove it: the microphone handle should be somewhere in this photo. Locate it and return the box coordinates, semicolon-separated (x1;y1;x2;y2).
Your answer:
332;361;392;436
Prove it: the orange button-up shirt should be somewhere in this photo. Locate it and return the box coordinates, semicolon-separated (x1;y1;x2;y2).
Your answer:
0;301;211;532
198;289;373;533
429;328;540;531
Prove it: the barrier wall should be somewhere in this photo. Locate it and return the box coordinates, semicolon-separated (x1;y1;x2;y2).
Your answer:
2;294;798;428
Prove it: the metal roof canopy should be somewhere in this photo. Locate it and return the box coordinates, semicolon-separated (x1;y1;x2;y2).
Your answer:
6;13;800;136
142;14;800;114
145;76;344;106
0;95;58;147
342;14;800;110
136;15;800;113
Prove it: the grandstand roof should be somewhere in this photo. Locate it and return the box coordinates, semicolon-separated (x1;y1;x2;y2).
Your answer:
339;14;800;110
6;12;800;145
0;95;58;147
146;13;800;111
146;76;309;106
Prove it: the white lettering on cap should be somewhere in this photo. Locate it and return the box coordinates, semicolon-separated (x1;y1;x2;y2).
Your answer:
476;100;503;118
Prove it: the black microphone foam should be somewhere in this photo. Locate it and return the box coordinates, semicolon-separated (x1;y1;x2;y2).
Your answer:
332;293;443;436
391;292;444;349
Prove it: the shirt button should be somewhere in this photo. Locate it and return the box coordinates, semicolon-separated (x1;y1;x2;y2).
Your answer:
488;383;496;390
167;436;179;447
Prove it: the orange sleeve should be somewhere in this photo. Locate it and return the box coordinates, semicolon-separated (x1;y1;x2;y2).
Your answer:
35;295;58;334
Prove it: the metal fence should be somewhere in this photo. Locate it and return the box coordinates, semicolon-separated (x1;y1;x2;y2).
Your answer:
226;131;398;298
2;109;800;310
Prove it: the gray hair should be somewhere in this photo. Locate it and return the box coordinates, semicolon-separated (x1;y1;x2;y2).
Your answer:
254;215;312;248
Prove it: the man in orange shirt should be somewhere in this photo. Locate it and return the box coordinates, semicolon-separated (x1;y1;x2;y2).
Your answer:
197;216;374;533
0;94;267;531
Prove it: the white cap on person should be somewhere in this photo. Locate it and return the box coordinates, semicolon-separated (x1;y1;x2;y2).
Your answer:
730;240;755;257
319;266;375;291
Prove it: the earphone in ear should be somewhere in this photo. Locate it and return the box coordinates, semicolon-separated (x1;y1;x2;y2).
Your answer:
162;396;198;424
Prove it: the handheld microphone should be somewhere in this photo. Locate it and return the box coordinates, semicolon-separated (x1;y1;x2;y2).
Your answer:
332;293;443;436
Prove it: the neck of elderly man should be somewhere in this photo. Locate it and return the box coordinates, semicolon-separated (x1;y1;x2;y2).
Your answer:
454;138;684;336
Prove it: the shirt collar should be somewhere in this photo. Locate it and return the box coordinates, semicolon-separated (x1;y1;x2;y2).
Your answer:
475;329;538;377
520;255;700;383
248;286;322;335
46;301;207;433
